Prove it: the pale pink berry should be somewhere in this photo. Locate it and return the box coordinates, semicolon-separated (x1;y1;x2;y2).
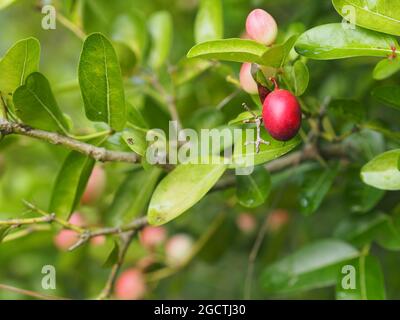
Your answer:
115;269;146;300
81;166;106;205
165;234;194;266
240;63;258;94
90;235;106;246
266;209;290;233
236;213;256;233
140;226;167;249
246;9;278;46
54;213;85;251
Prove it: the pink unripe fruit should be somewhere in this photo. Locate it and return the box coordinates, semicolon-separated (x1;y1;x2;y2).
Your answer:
140;226;167;249
165;234;194;265
266;209;290;233
236;213;256;233
54;213;85;251
240;63;258;94
81;166;106;205
246;9;278;46
115;268;146;300
90;235;106;246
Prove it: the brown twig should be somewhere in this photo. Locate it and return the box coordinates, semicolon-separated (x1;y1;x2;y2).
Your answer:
0;283;69;300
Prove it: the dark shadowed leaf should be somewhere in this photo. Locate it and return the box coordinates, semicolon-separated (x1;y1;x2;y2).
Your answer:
371;85;400;110
283;60;309;96
236;166;271;208
102;241;119;268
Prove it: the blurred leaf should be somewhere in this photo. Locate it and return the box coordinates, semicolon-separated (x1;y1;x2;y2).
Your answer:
236;166;271;208
108;168;162;226
328;99;366;123
373;58;400;80
171;58;212;86
332;0;400;36
187;38;267;64
148;163;226;226
361;149;400;190
0;0;16;10
230;129;301;169
111;12;148;62
186;107;225;131
295;23;398;60
79;33;126;131
127;102;148;129
102;241;119;268
228;111;261;125
260;35;298;67
49;151;95;220
13;72;69;133
376;211;400;250
113;42;137;77
371;85;400;110
283;60;309;96
336;255;386;300
0;37;40;95
148;11;173;69
0;226;11;243
194;0;223;44
261;239;359;295
299;163;339;216
362;121;400;140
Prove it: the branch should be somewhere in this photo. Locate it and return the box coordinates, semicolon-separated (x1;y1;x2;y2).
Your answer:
0;283;69;300
0;120;139;163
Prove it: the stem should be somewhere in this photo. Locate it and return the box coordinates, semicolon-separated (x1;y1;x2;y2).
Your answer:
269;77;279;90
0;283;69;300
56;12;86;40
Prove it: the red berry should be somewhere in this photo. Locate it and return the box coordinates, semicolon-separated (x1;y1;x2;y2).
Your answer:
262;80;301;141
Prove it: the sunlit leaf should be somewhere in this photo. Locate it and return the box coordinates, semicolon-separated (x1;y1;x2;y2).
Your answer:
194;0;223;44
373;58;400;80
148;11;173;69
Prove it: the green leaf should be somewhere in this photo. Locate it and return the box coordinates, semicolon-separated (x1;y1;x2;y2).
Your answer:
108;168;162;226
332;0;400;36
376;211;400;250
336;255;386;300
111;12;148;62
148;163;226;226
0;0;16;10
371;85;400;110
102;241;119;268
187;38;267;64
122;128;147;157
49;151;95;220
373;58;400;80
13;72;68;133
236;166;271;208
295;23;398;60
195;0;223;44
79;33;126;131
0;226;11;243
0;37;40;95
361;149;400;190
260;35;298;67
171;58;212;86
261;239;359;295
283;60;309;96
328;99;366;124
299;163;339;216
230;129;301;169
228;111;261;126
148;11;173;69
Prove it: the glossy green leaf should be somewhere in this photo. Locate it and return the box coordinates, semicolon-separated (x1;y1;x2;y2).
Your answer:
0;0;16;10
108;167;162;226
299;163;339;216
336;255;386;300
0;226;11;243
195;0;223;44
13;72;69;133
283;60;309;96
261;239;359;294
332;0;400;36
228;111;261;125
230;129;301;169
79;33;126;131
361;149;400;190
121;128;147;157
171;58;212;86
148;11;173;69
0;37;40;95
236;166;271;208
111;12;148;61
187;38;267;64
49;151;95;220
148;163;226;226
373;58;400;80
295;23;398;60
371;85;400;110
260;35;298;67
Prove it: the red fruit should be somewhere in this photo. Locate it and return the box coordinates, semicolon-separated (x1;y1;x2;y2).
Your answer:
115;268;146;300
81;166;106;205
262;79;301;141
